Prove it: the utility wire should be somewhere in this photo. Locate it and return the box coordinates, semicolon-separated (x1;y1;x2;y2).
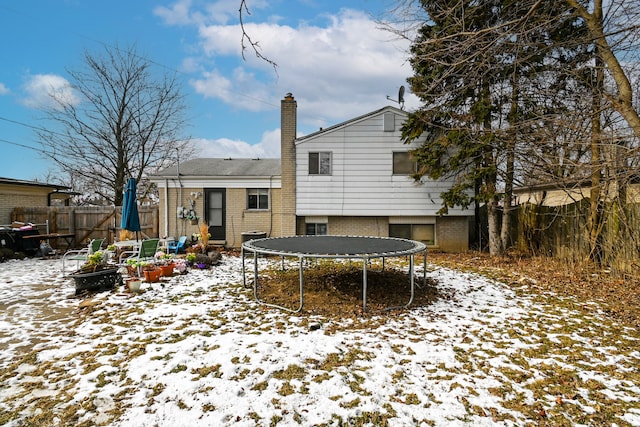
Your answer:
0;137;57;157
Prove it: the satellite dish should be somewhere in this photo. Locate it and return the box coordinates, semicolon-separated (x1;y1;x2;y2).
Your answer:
386;85;406;110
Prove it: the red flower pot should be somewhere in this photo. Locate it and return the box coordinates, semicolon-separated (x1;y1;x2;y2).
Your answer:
143;268;162;282
160;263;175;277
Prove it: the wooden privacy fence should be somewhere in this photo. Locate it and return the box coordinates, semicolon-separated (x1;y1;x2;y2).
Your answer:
516;200;640;276
11;206;158;249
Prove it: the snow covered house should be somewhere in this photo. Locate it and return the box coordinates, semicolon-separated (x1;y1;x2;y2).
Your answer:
151;93;473;251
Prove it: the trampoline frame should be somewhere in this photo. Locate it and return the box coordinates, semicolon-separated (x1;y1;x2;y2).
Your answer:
241;235;427;313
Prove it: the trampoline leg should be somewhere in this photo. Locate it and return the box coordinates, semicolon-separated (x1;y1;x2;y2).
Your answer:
423;248;427;287
297;256;304;312
383;254;417;312
252;254;304;313
241;246;250;288
252;251;259;300
362;257;368;311
407;255;415;307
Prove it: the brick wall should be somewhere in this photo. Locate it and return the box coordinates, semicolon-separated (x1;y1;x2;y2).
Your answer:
225;188;282;247
436;216;469;252
160;186;202;239
326;216;389;236
0;185;49;224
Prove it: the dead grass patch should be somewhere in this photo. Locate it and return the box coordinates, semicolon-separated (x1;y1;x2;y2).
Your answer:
254;261;441;318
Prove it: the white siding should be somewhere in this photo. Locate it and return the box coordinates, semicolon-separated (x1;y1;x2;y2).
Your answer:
296;108;473;217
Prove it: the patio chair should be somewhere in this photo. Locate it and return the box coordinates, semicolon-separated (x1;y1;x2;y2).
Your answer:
118;238;160;264
61;238;105;273
168;235;188;254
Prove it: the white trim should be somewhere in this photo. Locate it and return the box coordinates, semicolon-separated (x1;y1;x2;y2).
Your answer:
154;177;281;189
304;216;328;223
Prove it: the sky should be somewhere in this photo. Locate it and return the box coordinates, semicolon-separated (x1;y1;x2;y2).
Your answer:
0;0;417;182
1;254;639;425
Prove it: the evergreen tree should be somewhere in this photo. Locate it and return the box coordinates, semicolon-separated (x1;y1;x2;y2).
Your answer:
402;0;590;255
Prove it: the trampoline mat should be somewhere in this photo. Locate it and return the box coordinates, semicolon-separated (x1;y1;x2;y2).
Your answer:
244;235;423;257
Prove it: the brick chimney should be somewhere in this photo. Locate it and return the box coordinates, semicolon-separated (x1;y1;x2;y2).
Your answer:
280;93;297;236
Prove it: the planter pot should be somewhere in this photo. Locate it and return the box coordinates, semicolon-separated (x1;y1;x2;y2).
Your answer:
160;263;175;277
190;219;198;225
126;278;142;293
143;268;162;283
72;267;121;295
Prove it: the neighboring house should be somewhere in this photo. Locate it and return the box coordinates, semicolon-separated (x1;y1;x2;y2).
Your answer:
0;177;73;225
151;93;474;251
514;178;640;207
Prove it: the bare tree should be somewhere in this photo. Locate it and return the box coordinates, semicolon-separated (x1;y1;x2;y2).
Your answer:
239;0;278;72
38;44;192;206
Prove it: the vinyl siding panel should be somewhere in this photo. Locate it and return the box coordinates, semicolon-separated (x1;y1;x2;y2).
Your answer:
296;108;473;217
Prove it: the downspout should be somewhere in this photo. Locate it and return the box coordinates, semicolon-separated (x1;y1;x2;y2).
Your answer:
163;179;169;237
176;148;183;238
269;175;274;237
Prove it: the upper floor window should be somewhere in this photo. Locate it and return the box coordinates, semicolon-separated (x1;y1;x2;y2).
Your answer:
309;152;332;175
247;188;269;210
392;151;417;175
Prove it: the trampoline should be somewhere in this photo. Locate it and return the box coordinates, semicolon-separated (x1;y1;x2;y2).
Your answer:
241;235;427;312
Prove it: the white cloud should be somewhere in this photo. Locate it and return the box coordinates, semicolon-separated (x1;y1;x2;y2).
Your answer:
160;3;418;155
20;74;80;110
155;0;270;26
191;127;281;158
187;8;414;124
0;83;9;96
153;0;196;26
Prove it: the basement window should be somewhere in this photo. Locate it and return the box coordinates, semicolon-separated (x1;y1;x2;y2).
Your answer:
389;223;435;245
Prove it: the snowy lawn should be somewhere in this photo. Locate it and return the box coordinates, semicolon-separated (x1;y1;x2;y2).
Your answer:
0;254;639;426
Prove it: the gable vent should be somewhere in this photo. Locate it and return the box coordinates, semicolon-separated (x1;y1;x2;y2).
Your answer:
383;112;395;132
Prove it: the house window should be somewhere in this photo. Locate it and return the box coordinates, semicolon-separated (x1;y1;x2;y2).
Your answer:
389;224;435;245
393;151;417;175
306;223;327;235
309;152;332;175
247;188;269;210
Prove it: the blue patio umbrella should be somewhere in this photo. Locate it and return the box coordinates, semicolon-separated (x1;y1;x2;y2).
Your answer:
121;178;141;240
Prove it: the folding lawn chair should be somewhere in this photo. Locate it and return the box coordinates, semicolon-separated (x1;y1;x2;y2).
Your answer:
118;238;160;264
61;238;105;273
168;235;188;254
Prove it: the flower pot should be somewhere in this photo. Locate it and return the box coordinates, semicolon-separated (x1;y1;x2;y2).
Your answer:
190;219;198;225
160;263;175;277
143;268;162;283
127;278;142;293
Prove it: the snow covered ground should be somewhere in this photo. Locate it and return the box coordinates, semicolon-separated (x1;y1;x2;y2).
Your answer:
0;255;639;426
